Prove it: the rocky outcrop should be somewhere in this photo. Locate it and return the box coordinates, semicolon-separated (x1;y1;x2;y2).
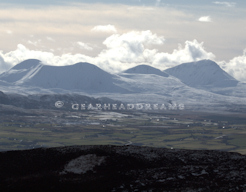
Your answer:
0;145;245;191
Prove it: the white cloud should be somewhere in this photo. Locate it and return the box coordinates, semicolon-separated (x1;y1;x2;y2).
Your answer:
27;40;41;46
198;16;212;22
103;30;164;49
127;6;155;11
46;37;55;42
152;40;215;69
155;0;161;6
0;31;216;74
0;52;13;72
0;3;244;62
91;25;117;33
97;30;165;70
219;49;246;82
2;44;55;66
96;31;214;71
213;1;236;7
77;42;93;51
0;44;94;72
6;30;13;34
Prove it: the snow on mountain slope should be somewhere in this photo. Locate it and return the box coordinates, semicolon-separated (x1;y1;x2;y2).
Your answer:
112;72;244;105
115;73;184;94
164;60;239;88
0;59;42;83
123;64;169;77
0;61;129;93
0;59;245;111
11;59;41;70
208;82;246;97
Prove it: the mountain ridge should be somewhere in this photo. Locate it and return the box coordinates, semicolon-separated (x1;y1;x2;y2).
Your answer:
164;59;239;88
0;59;245;109
122;64;169;77
0;59;43;83
0;60;129;94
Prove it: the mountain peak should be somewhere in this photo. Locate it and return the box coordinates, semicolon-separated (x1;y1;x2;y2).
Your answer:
12;59;42;70
188;59;220;68
164;60;238;88
69;62;106;72
73;62;97;67
194;59;215;64
0;59;43;83
123;64;169;77
0;60;129;93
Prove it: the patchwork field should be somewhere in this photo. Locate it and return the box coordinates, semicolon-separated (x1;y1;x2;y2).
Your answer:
0;109;246;154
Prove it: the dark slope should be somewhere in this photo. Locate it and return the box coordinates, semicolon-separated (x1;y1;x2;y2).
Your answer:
0;145;245;191
0;92;122;110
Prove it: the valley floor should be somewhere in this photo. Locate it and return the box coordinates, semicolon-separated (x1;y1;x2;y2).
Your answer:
0;107;246;155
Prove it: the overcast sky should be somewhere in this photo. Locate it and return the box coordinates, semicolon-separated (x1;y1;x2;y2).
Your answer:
0;0;246;81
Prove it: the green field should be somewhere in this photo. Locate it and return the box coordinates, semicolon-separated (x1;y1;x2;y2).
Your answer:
0;110;246;154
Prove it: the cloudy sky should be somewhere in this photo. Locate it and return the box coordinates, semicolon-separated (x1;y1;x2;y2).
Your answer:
0;0;246;81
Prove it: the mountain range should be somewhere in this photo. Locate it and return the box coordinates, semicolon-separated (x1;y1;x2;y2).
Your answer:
0;59;245;111
0;59;128;93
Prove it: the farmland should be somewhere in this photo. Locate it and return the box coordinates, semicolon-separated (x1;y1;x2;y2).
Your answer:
0;108;246;154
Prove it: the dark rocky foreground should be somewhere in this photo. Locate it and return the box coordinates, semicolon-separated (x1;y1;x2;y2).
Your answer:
0;145;245;192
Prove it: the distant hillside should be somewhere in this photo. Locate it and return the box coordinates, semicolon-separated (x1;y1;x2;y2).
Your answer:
123;64;169;77
164;60;238;88
0;59;42;83
0;60;129;93
0;91;122;110
0;59;246;111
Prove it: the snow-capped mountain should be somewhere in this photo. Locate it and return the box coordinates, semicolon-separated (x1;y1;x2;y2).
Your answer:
0;60;128;93
164;60;239;88
0;59;42;83
123;64;169;77
0;59;245;111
